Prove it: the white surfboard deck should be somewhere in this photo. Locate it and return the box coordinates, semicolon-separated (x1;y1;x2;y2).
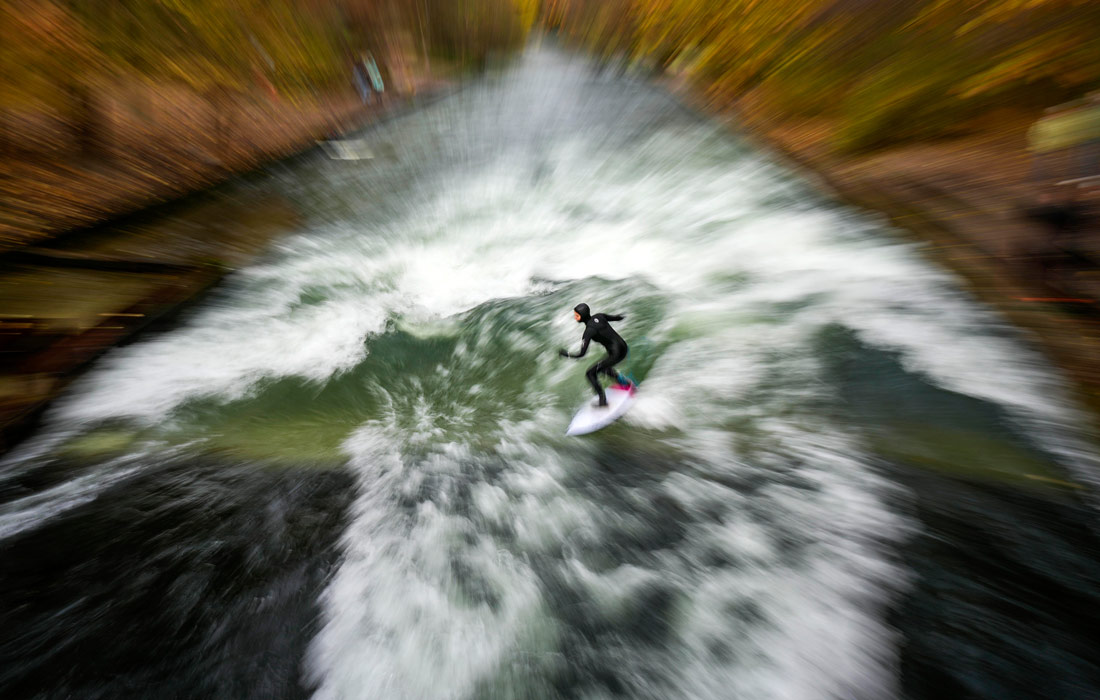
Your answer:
566;386;636;436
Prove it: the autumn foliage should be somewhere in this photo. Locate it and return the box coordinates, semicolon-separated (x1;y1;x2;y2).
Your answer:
0;0;537;159
546;0;1100;153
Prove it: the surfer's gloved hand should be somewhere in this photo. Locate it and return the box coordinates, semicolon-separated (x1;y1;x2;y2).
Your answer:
558;348;570;358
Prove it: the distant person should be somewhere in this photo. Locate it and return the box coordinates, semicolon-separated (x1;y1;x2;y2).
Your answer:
559;303;631;407
362;52;384;105
353;62;371;104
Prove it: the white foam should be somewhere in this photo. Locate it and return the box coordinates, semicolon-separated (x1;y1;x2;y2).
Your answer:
0;458;144;540
53;282;387;426
4;46;1096;700
308;426;548;700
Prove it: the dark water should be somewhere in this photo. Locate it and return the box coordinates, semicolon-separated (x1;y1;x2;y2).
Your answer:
2;460;352;699
2;47;1099;700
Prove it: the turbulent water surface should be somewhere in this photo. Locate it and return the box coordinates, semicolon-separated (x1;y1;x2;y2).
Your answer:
3;48;1100;700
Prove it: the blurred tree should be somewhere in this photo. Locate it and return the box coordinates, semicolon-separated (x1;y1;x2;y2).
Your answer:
1;0;536;163
339;0;534;81
551;0;1100;153
918;0;1100;101
0;0;106;157
69;0;350;157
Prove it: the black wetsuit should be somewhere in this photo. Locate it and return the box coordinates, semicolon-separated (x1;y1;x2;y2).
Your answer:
562;304;628;405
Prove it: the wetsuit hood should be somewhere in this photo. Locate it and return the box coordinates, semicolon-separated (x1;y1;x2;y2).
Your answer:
573;303;591;322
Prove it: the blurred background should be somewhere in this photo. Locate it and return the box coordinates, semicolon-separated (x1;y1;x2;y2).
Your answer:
2;2;1100;700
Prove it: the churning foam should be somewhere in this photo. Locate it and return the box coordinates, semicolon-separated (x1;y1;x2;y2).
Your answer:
4;48;1096;699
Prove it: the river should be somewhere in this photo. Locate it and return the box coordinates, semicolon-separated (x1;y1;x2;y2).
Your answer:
2;47;1099;700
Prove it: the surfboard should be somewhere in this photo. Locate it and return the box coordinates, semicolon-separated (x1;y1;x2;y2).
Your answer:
566;384;636;436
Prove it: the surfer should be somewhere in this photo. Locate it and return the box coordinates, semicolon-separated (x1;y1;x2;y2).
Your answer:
559;303;630;407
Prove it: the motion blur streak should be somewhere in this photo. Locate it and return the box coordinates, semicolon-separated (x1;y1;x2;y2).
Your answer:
3;45;1100;700
547;0;1100;155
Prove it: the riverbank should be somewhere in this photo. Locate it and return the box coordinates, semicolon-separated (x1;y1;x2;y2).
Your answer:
0;79;451;250
659;75;1100;431
6;51;1098;699
0;82;452;454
